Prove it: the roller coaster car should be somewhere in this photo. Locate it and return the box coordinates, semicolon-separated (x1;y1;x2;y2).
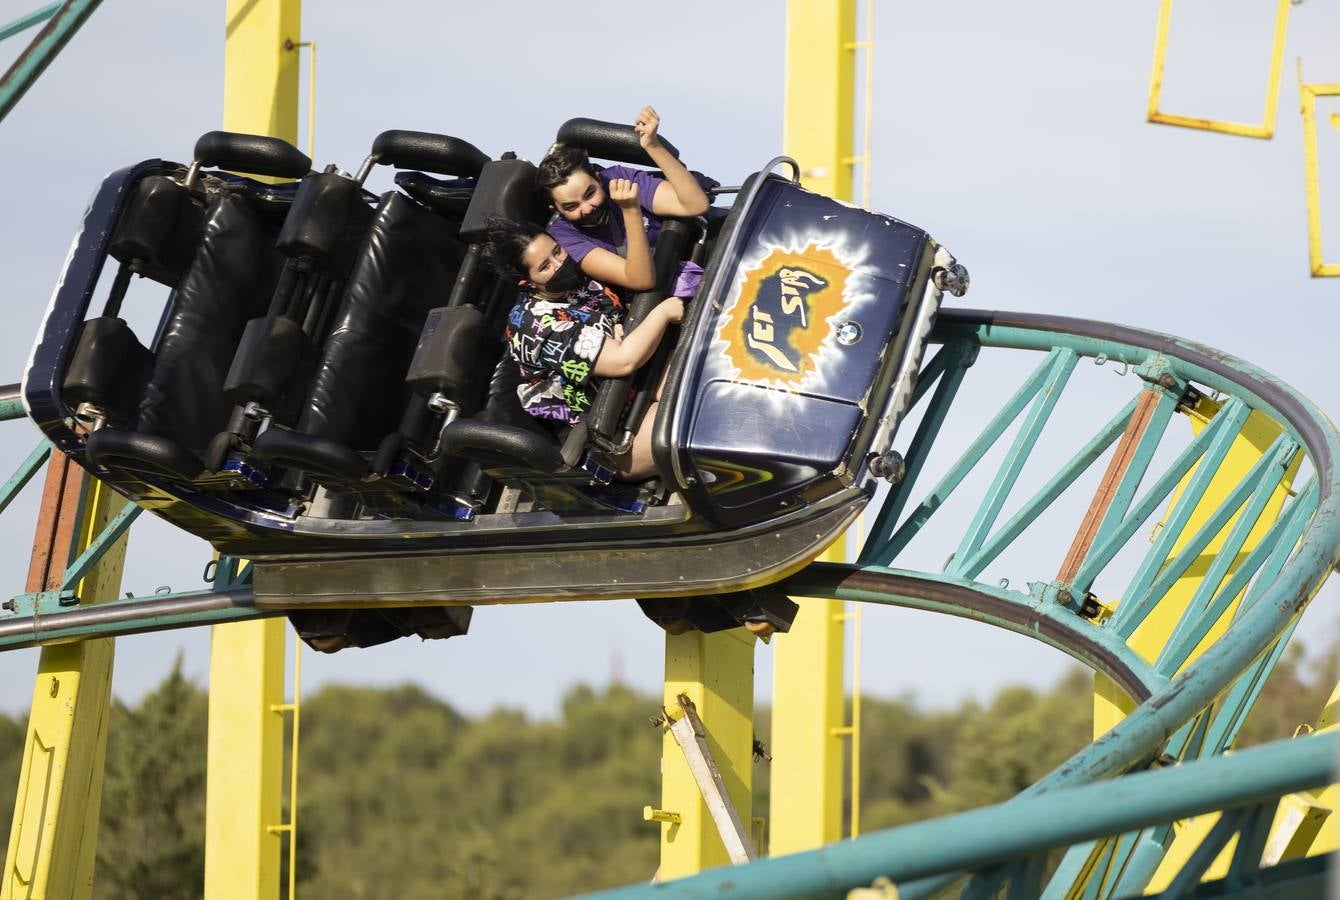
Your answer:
24;121;967;616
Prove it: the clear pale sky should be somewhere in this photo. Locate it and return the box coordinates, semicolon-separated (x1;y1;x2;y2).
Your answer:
0;0;1335;718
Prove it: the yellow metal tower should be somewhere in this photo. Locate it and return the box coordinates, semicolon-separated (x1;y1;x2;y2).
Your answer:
2;466;129;900
655;630;756;877
769;0;857;858
202;3;301;898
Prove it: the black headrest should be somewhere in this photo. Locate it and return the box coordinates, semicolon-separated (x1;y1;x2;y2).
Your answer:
460;157;544;241
193;131;311;180
394;172;475;219
372;130;489;178
555;118;679;167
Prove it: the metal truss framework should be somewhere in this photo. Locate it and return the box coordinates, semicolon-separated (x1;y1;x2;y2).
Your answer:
590;308;1340;897
1;305;1337;897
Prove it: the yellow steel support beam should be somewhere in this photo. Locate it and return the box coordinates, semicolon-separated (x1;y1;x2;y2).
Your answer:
204;3;299;898
1298;679;1339;856
223;0;301;151
784;0;856;199
1146;0;1292;140
266;634;302;900
1298;74;1340;277
1145;680;1339;892
657;629;755;878
771;0;856;857
1319;678;1340;732
204;619;287;899
3;464;129;899
770;560;847;855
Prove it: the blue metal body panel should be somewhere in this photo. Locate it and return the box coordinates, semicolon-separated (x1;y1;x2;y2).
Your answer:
671;175;933;526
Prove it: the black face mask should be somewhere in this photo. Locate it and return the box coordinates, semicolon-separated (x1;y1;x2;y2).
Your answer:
541;255;583;294
577;202;610;229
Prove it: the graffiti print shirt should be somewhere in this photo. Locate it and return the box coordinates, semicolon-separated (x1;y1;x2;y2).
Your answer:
505;281;624;425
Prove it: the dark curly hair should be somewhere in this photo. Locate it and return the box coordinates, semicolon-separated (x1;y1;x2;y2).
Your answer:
536;145;595;195
479;216;548;282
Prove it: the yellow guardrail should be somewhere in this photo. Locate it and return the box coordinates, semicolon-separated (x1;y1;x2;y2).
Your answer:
1146;0;1292;140
1298;64;1340;277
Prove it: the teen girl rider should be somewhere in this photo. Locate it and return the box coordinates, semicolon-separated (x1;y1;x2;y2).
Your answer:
536;106;709;298
481;179;682;480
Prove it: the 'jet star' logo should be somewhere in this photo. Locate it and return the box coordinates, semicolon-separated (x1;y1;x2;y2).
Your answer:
718;245;850;389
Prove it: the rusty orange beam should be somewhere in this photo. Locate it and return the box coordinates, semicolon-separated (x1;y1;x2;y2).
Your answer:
1058;389;1164;585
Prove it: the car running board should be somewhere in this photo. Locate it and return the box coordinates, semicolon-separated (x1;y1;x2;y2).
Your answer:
252;495;864;607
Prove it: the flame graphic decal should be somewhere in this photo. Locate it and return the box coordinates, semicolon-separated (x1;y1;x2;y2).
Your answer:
716;245;852;390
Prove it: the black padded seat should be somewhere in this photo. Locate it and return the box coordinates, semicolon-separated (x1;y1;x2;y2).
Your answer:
86;192;287;478
206;171;380;470
84;430;210;482
138;193;288;450
107;173;206;287
254;191;468;475
394;172;475;219
439;418;564;474
367;155;545;497
435;356;563;470
440;355;652;513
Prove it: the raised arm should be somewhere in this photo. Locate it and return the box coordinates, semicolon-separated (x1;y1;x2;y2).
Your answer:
594;297;684;378
575;178;656;291
635;106;710;219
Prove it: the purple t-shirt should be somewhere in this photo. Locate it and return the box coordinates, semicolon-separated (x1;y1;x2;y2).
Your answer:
548;165;664;262
548;165;704;300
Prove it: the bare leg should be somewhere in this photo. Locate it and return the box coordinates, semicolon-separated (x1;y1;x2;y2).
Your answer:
613;353;677;480
616;400;660;481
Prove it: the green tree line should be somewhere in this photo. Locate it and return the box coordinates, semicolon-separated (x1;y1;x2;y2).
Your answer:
0;640;1331;899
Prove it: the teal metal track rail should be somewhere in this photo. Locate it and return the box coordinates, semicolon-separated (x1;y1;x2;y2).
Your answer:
0;3;59;44
669;309;1338;899
0;440;50;517
584;731;1338;899
785;565;1166;707
0;382;25;421
0;552;267;648
0;585;273;647
0;0;105;125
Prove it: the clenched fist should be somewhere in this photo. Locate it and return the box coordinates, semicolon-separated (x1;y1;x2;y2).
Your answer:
634;105;661;151
658;296;684;325
609;177;640;211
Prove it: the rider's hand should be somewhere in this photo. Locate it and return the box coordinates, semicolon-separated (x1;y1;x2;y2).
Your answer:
634;105;661;151
609;177;640;211
658;297;684;325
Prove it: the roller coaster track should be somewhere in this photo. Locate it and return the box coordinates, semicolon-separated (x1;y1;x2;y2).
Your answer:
2;308;1337;897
